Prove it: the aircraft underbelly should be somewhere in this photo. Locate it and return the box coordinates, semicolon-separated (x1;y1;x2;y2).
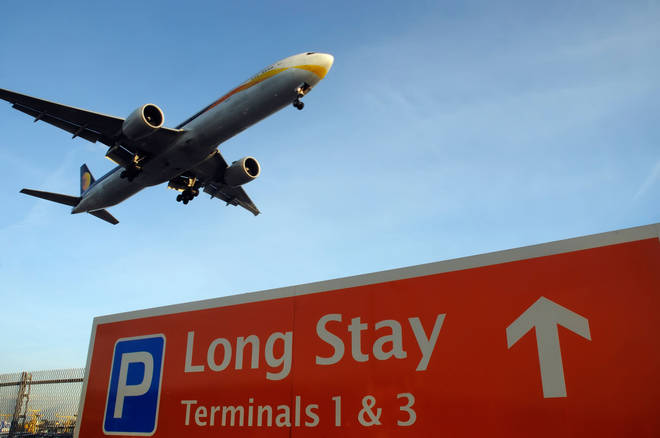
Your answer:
139;69;318;184
189;69;318;147
78;169;145;211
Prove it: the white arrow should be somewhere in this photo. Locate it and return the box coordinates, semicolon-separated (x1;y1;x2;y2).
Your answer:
506;296;591;398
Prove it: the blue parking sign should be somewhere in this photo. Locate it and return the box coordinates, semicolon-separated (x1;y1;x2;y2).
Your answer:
103;335;165;435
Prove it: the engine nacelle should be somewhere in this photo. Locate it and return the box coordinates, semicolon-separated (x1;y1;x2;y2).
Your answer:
224;157;261;187
122;104;164;140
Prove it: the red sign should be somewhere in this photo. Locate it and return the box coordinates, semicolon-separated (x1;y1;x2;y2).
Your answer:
76;224;660;437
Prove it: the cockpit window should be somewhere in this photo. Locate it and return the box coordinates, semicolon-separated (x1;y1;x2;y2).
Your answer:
306;52;316;55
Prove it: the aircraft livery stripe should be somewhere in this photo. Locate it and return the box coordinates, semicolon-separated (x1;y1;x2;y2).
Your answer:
203;67;289;113
175;67;287;129
294;64;330;79
175;63;329;129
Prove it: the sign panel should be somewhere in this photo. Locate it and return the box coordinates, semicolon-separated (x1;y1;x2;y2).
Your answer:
103;335;165;435
76;224;660;437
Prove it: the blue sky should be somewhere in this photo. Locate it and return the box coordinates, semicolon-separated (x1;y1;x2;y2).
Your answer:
1;0;658;373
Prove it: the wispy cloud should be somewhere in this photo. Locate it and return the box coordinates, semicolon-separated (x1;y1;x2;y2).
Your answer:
0;149;77;234
633;159;660;201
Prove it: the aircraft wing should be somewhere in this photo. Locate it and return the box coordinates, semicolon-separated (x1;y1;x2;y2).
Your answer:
0;88;182;157
189;151;260;216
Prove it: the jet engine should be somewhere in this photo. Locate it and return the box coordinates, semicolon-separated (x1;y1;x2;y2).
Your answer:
122;104;164;140
224;157;261;187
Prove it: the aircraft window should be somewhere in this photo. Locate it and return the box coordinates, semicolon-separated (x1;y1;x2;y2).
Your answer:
306;52;316;55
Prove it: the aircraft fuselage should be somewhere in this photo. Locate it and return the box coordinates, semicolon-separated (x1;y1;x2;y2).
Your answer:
73;52;333;214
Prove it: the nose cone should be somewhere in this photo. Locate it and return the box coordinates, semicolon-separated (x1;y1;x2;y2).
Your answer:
306;52;334;80
318;53;334;73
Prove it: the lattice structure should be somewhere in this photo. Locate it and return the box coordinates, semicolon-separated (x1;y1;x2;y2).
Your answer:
0;369;83;438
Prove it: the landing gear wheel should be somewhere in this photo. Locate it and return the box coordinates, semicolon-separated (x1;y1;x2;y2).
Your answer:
177;188;198;205
293;100;304;110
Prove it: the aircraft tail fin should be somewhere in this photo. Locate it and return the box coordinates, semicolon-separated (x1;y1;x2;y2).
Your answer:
88;209;119;225
80;163;95;195
20;188;80;206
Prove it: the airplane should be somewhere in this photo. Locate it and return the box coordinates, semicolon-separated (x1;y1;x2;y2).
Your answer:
0;52;334;224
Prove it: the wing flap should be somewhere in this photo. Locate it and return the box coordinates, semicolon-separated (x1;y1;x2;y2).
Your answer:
1;88;185;155
203;183;260;216
189;150;260;216
1;88;122;146
12;103;108;144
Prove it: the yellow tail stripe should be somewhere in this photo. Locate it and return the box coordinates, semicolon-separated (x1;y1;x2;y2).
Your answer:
82;172;92;191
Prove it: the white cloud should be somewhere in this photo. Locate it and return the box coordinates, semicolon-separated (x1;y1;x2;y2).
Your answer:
633;160;660;201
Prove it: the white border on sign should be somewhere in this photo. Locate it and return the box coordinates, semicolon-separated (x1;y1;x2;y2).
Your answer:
74;222;660;438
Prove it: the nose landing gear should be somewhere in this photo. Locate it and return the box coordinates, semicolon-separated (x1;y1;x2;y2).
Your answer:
292;82;310;110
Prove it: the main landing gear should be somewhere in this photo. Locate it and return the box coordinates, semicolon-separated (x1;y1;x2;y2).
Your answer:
119;167;141;182
169;175;201;205
176;188;199;205
119;154;144;182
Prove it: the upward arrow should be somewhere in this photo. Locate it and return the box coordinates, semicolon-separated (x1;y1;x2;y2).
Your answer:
506;297;591;398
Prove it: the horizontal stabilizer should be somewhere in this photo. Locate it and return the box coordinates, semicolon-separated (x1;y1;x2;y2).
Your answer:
20;188;80;206
88;209;119;225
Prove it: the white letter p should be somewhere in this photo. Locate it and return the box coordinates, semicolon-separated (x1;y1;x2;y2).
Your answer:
114;352;154;418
